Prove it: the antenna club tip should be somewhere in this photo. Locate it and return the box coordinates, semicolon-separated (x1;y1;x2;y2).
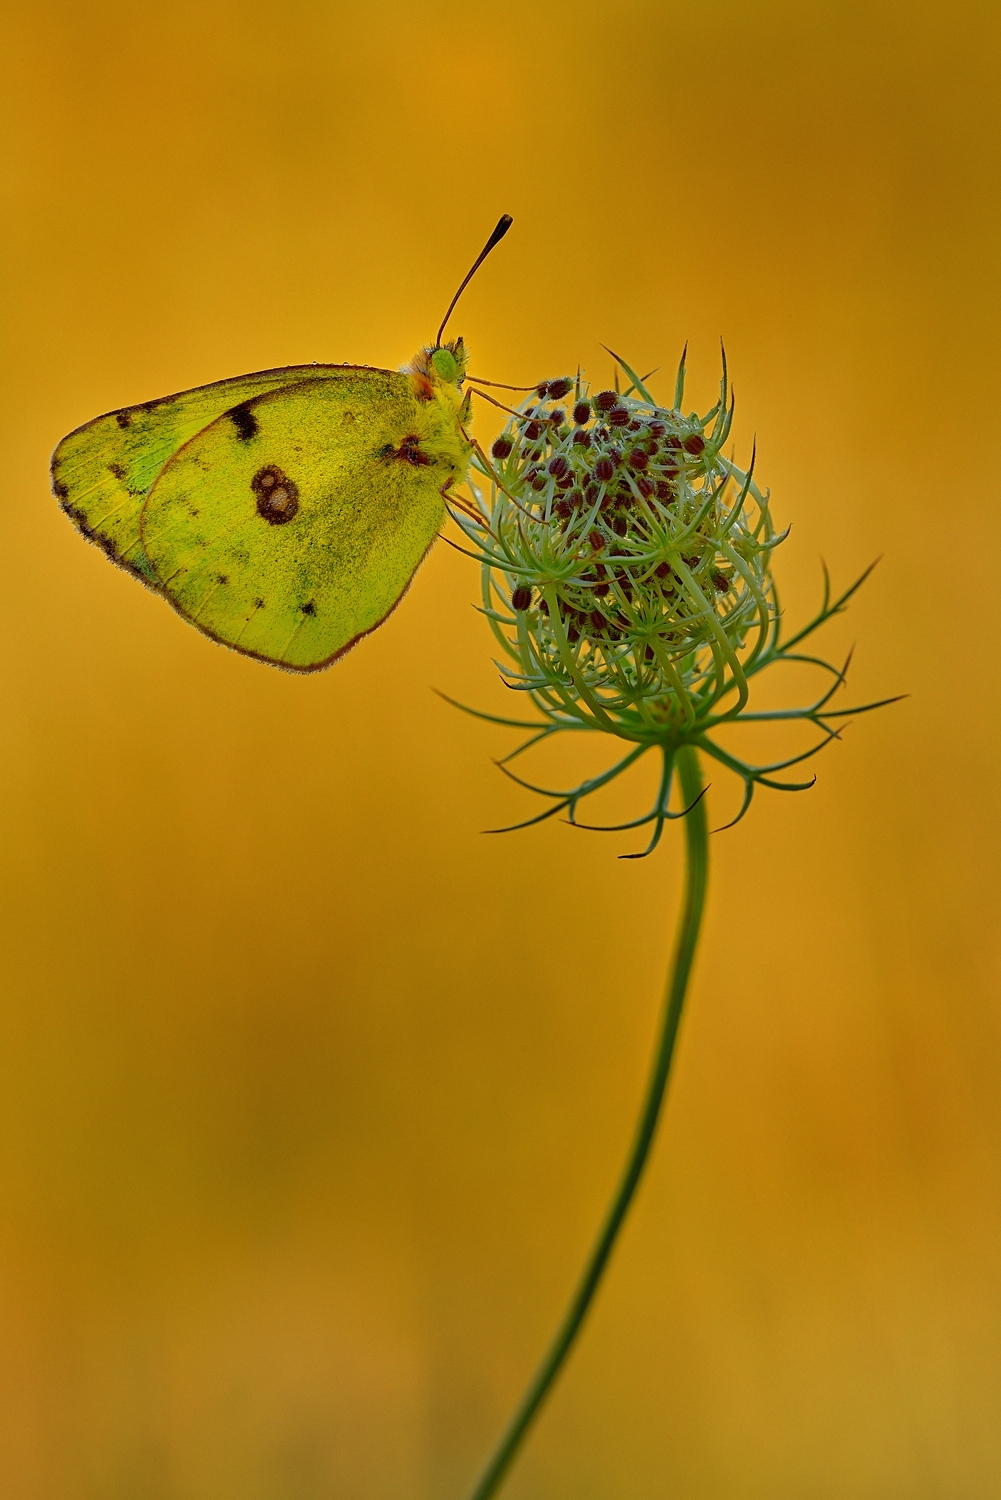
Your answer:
489;214;514;246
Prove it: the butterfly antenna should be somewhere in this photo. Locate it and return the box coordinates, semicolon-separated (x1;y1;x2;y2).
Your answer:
435;214;513;348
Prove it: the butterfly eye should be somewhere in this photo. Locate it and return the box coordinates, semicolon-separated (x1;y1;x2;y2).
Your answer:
431;348;459;382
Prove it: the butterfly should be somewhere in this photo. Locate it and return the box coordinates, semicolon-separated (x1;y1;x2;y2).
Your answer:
50;216;513;672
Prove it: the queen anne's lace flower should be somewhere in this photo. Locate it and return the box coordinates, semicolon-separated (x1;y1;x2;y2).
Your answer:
451;351;893;855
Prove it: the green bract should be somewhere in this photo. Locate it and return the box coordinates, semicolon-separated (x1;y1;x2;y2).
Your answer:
452;350;895;855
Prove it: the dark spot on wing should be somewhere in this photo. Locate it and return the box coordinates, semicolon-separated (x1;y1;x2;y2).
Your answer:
229;403;259;441
62;501;119;559
251;465;299;525
215;574;229;585
59;499;150;581
253;597;265;610
108;462;126;480
301;601;316;616
382;434;431;466
116;409;133;429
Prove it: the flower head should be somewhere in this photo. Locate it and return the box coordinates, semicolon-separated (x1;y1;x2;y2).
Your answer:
478;351;769;737
450;350;894;854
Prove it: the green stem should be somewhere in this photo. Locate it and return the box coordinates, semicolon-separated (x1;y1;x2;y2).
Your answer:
466;744;710;1500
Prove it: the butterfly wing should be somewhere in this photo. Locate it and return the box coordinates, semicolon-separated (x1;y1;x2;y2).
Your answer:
51;365;347;582
138;368;459;670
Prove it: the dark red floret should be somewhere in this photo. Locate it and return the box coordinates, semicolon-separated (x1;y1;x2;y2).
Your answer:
548;378;573;399
630;448;648;470
655;480;672;499
572;429;591;447
613;516;627;536
684;433;706;455
536;382;550;399
511;587;532;610
594;390;619;412
655;562;672;579
573;402;591;425
491;437;512;459
524;421;543;441
554;498;572;520
608;406;630;427
548;454;569;478
636;476;655;497
594;457;614;482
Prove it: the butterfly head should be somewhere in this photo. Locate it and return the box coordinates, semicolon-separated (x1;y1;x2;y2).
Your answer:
430;342;465;383
408;337;468;401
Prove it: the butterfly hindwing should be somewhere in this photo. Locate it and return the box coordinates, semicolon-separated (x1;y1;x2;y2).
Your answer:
50;365;348;582
139;369;455;670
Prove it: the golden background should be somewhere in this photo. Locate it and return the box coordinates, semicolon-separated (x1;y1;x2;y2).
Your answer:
1;1;999;1495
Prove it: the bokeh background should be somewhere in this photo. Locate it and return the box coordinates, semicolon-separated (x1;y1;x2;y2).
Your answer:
1;1;999;1495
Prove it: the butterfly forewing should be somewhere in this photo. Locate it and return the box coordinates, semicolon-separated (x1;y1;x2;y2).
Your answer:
139;370;451;670
51;366;343;580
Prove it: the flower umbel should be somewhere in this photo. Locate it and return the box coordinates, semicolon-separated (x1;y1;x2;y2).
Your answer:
450;350;895;854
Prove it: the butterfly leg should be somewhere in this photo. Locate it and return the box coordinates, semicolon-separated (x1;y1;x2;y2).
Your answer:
468;437;544;523
440;481;489;527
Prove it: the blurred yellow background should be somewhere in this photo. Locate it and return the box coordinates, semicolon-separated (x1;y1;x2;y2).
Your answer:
1;1;999;1495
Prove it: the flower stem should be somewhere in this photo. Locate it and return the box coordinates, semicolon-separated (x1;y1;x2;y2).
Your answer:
465;744;710;1500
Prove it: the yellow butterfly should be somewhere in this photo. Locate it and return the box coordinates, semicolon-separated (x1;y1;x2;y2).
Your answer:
51;216;512;671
